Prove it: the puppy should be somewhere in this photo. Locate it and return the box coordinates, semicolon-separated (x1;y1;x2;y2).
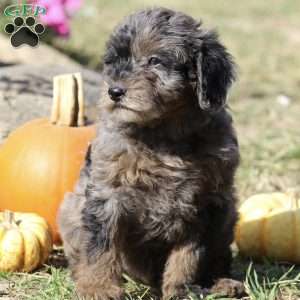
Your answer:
58;7;242;300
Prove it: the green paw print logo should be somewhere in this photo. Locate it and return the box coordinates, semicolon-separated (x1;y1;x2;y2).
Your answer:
3;3;47;48
5;16;45;48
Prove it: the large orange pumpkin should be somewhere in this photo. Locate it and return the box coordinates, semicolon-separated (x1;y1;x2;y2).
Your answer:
0;73;96;243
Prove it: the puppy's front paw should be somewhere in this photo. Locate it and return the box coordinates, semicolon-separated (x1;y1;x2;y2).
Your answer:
187;285;210;299
76;284;124;300
162;284;185;300
210;278;246;298
162;284;209;300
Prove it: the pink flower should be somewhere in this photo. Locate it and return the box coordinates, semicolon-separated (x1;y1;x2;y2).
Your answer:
31;0;82;37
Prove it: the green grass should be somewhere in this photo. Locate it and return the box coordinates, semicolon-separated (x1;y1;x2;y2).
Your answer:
1;257;300;299
244;263;300;300
0;266;74;300
1;0;300;299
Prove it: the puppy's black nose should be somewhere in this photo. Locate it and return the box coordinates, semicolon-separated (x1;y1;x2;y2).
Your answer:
108;86;126;102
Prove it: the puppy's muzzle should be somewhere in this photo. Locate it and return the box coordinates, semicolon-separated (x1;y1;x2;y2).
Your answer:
108;86;127;102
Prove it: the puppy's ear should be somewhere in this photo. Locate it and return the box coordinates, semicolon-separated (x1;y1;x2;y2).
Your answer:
196;31;235;111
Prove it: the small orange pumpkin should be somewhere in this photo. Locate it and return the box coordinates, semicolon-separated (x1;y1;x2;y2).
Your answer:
0;73;96;243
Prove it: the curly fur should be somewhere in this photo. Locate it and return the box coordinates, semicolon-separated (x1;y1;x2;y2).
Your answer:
58;7;242;300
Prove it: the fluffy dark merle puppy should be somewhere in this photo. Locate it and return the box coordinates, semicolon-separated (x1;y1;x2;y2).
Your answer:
58;7;243;300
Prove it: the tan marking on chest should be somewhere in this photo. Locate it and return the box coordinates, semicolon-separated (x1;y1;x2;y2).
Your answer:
104;151;187;188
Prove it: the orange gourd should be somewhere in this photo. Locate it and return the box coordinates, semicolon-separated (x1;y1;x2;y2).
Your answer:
0;73;96;243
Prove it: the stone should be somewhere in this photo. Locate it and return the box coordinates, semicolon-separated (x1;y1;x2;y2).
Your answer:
0;65;102;143
0;280;10;297
0;35;80;68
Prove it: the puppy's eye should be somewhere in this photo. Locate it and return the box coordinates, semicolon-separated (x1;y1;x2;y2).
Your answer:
104;58;114;65
103;54;118;65
148;56;162;66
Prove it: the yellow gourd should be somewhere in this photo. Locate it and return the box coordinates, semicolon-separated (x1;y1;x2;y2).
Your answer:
0;210;52;272
235;192;300;263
